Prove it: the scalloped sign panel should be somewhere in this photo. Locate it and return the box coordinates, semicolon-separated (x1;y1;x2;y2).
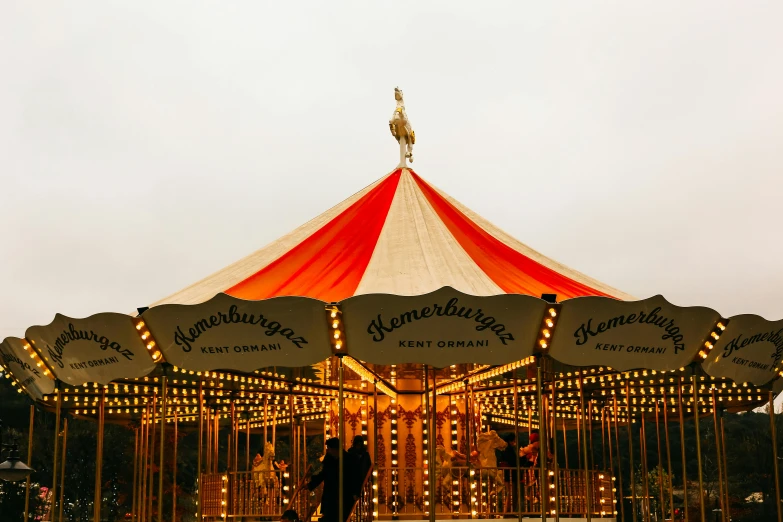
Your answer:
143;294;332;372
341;286;545;365
548;295;720;371
26;313;156;385
702;315;783;386
0;337;55;400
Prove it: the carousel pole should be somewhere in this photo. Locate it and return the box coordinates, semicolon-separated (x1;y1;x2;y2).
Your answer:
94;387;106;522
768;391;782;522
132;427;139;522
465;380;473;520
562;415;569;470
514;375;522;522
537;359;549;520
338;356;345;522
612;395;625;522
677;380;689;522
264;395;269;445
373;379;379;518
719;410;730;522
289;392;296;495
640;414;650;522
549;364;560;522
173;409;178;522
424;366;435;522
710;389;725;522
431;366;438;521
148;393;157;522
578;374;591;521
654;401;666;521
626;382;637;522
601;408;607;471
23;405;34;522
158;375;168;522
51;387;61;522
691;373;706;522
606;407;616;521
246;416;251;471
57;417;68;522
140;407;148;522
197;381;204;521
662;389;675;522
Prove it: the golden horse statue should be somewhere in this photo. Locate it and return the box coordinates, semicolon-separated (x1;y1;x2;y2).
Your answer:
389;87;415;167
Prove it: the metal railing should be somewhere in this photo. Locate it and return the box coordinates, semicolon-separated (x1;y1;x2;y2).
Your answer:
199;465;616;520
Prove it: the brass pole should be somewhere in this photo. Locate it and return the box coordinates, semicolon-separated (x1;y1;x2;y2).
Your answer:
431;366;437;522
562;415;568;470
626;382;637;522
662;389;675;522
613;395;625;522
58;417;68;522
424;366;435;522
514;376;522;522
173;409;178;522
246;416;251;471
549;366;560;522
140;407;148;522
710;389;725;522
132;427;139;522
289;392;295;498
264;395;269;445
640;414;650;522
206;406;212;475
197;381;203;521
373;380;379;517
601;408;607;471
719;411;730;522
691;374;706;522
654;401;666;521
338;356;345;522
158;376;168;522
272;405;277;451
94;388;106;522
148;394;156;522
465;381;473;519
607;407;616;520
24;405;34;522
769;392;782;522
578;374;591;521
51;388;61;522
678;379;689;522
537;361;549;520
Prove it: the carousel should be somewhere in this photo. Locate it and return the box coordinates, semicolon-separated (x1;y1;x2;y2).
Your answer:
2;89;782;522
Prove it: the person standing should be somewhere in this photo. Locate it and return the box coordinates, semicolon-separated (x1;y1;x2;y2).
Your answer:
307;438;361;522
497;433;519;515
348;435;373;486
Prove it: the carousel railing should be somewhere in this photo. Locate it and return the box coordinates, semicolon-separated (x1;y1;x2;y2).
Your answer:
348;468;375;522
200;465;615;520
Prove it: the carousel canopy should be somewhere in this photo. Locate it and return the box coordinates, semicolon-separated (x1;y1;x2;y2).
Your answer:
1;88;782;406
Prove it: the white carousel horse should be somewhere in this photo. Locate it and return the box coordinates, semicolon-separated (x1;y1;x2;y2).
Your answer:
389;87;415;167
434;446;455;491
252;441;280;497
475;430;507;495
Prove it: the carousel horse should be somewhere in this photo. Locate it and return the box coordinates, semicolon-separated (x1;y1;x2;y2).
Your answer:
475;430;508;495
252;441;280;498
389;87;415;167
434;446;455;491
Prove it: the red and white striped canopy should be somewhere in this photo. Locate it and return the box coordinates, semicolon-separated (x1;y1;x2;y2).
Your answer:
154;168;633;306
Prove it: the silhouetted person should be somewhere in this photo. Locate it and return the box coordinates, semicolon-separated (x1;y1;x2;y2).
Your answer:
307;438;360;522
348;435;373;485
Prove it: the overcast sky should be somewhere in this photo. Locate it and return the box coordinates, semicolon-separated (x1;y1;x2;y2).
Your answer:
1;2;782;340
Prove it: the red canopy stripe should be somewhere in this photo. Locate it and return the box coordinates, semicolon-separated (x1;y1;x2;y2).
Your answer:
410;171;615;299
225;169;403;301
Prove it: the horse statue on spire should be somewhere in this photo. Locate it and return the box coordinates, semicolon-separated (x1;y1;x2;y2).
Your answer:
389;87;415;167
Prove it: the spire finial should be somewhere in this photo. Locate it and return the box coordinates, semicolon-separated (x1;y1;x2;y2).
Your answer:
389;87;415;168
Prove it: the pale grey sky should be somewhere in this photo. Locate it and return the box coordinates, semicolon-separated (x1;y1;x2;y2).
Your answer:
1;1;782;339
